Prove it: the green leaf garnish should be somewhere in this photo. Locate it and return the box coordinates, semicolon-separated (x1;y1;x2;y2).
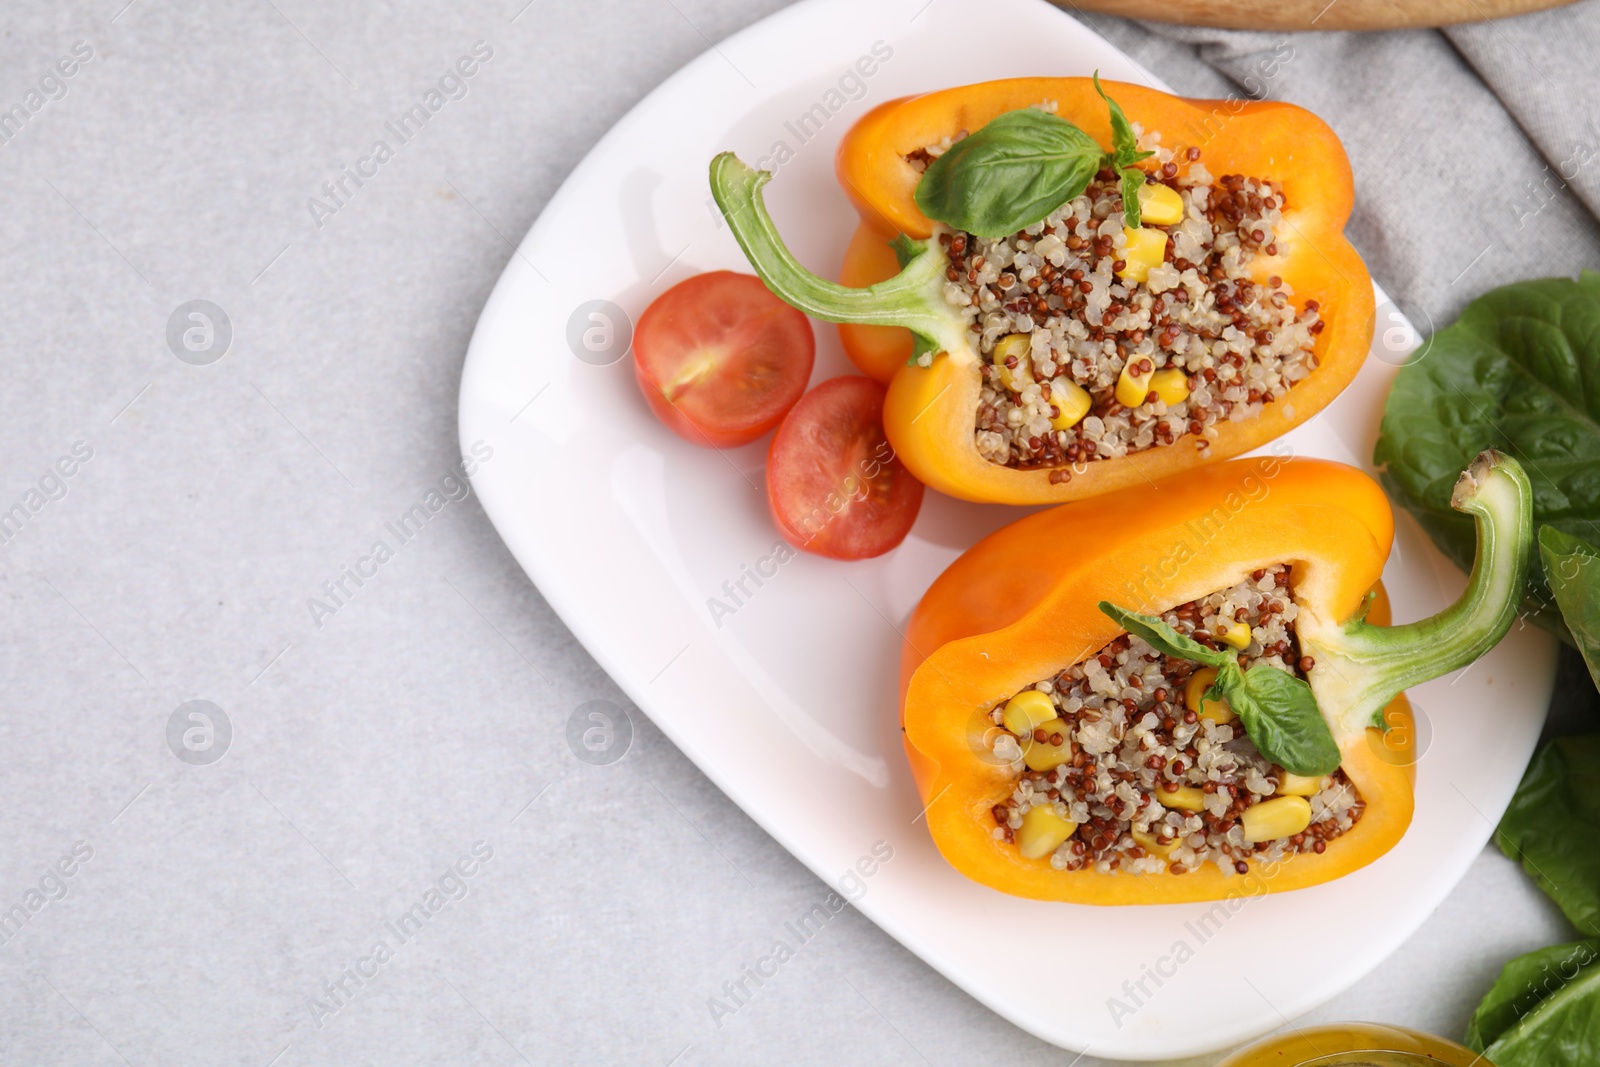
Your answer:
1096;602;1229;668
914;109;1104;239
1095;72;1152;170
1095;601;1339;776
1095;72;1154;229
912;74;1156;238
1120;166;1145;229
1223;661;1340;777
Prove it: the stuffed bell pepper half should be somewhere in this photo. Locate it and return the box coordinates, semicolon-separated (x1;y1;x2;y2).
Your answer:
711;76;1373;505
898;452;1531;904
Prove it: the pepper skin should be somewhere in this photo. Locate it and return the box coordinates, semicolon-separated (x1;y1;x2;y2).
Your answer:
897;454;1530;904
835;78;1373;504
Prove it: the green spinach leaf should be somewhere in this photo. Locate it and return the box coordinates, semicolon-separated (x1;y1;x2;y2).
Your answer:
1374;271;1600;637
1542;526;1600;685
915;109;1103;239
1496;734;1600;937
1468;939;1600;1056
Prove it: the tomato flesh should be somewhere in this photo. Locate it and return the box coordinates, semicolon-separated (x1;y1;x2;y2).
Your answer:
767;376;924;560
633;271;814;448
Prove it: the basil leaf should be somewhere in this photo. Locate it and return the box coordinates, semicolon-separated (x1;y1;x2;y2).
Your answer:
1496;735;1600;937
1119;167;1144;229
1093;73;1154;171
915;108;1104;239
1094;73;1153;229
1096;602;1230;667
1374;271;1600;636
1542;526;1600;686
1099;600;1338;774
1467;939;1600;1057
1217;662;1341;777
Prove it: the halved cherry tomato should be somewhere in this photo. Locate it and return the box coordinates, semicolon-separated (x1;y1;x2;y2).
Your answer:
767;376;924;560
633;271;814;448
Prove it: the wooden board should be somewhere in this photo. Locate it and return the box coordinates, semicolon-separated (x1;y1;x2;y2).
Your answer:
1057;0;1577;30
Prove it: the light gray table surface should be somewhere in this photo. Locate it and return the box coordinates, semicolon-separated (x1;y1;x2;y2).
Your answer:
0;1;1587;1065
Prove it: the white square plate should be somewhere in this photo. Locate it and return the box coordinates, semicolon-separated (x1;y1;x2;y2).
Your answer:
457;0;1557;1057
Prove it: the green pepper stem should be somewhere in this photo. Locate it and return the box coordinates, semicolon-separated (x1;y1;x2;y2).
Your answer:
708;153;973;360
1300;450;1534;738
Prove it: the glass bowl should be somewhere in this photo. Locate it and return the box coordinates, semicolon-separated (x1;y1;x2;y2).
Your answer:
1216;1023;1492;1066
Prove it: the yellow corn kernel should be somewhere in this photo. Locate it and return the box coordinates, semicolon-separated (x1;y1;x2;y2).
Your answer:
1117;225;1168;284
1184;666;1236;724
1115;358;1155;408
1220;621;1253;650
991;333;1033;393
1160;785;1207;813
1131;827;1179;859
1001;689;1056;737
1016;805;1078;860
1276;772;1325;797
1242;795;1313;843
1137;182;1185;226
1149;367;1190;406
1022;717;1073;771
1049;379;1092;430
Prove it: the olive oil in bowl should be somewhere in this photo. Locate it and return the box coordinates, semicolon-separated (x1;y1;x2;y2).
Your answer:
1216;1023;1492;1066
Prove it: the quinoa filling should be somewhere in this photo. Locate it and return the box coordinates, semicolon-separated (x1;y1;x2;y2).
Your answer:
909;122;1324;476
985;565;1364;876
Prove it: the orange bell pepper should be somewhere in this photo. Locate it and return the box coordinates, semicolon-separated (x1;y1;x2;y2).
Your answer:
898;452;1530;904
710;78;1373;505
